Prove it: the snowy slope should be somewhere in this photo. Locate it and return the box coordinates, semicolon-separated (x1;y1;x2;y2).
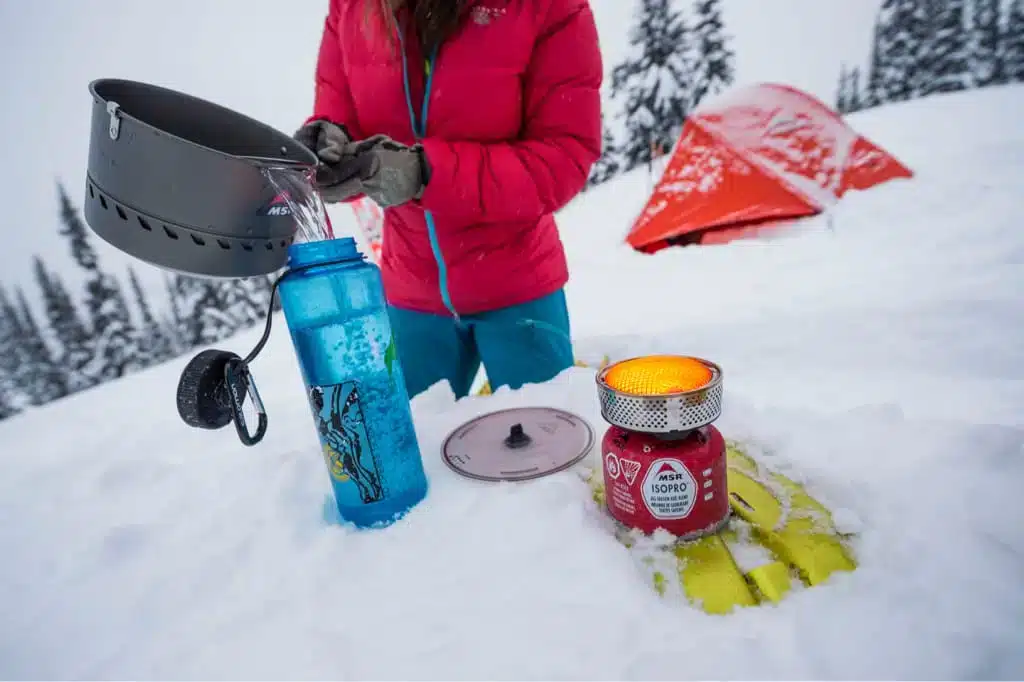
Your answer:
561;84;1024;428
1;85;1022;680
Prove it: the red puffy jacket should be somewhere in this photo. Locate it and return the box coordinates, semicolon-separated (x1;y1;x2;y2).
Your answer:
309;0;603;316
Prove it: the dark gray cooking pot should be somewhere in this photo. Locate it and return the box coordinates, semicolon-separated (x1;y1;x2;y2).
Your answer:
84;78;319;278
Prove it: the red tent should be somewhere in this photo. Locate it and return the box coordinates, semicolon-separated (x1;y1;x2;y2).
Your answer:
626;83;914;253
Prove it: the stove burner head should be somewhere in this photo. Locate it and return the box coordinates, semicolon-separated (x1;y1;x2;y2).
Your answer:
596;355;724;435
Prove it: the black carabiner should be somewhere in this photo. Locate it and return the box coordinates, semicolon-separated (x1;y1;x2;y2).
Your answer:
224;358;268;446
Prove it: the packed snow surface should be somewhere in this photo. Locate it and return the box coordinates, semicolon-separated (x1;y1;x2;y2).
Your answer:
1;87;1022;680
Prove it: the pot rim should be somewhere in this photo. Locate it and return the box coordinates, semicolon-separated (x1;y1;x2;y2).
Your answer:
88;77;319;170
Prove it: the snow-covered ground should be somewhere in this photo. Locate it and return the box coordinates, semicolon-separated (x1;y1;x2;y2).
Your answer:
3;0;1020;678
2;85;1023;681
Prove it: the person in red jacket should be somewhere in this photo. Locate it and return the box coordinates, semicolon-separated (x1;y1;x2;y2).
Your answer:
295;0;603;400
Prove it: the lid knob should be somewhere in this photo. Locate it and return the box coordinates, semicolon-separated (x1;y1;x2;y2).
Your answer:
504;423;532;449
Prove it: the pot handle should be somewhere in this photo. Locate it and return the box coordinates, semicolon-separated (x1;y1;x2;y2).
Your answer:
107;101;122;140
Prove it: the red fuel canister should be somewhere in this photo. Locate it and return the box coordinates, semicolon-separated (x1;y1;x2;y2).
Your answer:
601;424;729;539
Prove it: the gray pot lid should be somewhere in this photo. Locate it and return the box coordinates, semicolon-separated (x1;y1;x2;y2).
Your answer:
441;407;595;482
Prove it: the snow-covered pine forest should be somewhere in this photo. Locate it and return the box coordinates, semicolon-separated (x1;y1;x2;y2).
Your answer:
836;0;1024;113
0;183;279;419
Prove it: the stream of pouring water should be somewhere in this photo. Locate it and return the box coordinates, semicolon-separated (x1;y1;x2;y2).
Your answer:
261;165;334;243
218;164;335;438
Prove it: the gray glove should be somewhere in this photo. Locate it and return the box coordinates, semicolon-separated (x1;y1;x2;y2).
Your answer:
294;119;351;164
323;135;430;208
294;120;364;201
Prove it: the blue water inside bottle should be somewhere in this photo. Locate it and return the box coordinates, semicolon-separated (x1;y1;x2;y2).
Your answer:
277;237;428;529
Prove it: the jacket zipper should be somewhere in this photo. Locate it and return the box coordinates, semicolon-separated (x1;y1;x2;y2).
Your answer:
395;25;459;321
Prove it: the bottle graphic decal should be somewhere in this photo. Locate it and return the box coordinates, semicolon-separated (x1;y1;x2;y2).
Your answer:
309;383;384;503
384;335;398;384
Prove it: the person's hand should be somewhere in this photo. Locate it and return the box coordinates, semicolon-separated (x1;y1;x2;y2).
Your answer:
293;119;351;163
294;120;366;203
329;135;429;208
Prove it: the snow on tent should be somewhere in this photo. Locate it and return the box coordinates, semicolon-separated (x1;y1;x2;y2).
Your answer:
626;83;915;253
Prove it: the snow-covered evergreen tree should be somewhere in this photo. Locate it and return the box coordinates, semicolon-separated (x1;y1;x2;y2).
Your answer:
922;0;971;94
610;0;696;171
869;0;926;103
169;274;233;347
908;0;940;96
0;288;26;387
12;288;67;405
836;63;852;113
56;182;137;381
216;278;270;332
160;273;188;355
847;66;865;112
969;0;1004;85
857;0;1009;105
91;273;141;379
0;287;28;415
864;12;888;107
1003;0;1024;82
587;122;623;187
128;267;173;368
0;377;17;419
690;0;735;108
33;256;95;393
57;182;99;273
0;378;17;420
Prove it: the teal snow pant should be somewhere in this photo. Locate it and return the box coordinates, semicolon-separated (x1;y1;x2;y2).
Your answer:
387;289;575;400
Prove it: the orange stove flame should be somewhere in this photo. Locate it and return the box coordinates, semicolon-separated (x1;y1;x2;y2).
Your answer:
604;355;714;396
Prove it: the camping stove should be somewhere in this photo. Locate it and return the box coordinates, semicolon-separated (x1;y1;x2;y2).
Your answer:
596;355;730;540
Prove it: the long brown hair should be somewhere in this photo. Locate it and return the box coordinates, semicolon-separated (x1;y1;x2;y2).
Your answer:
365;0;467;52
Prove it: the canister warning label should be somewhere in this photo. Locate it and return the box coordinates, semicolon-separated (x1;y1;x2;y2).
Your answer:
641;458;697;520
620;458;642;486
605;452;621;480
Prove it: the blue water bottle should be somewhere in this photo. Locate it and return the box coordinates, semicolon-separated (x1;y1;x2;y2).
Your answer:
277;237;428;529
